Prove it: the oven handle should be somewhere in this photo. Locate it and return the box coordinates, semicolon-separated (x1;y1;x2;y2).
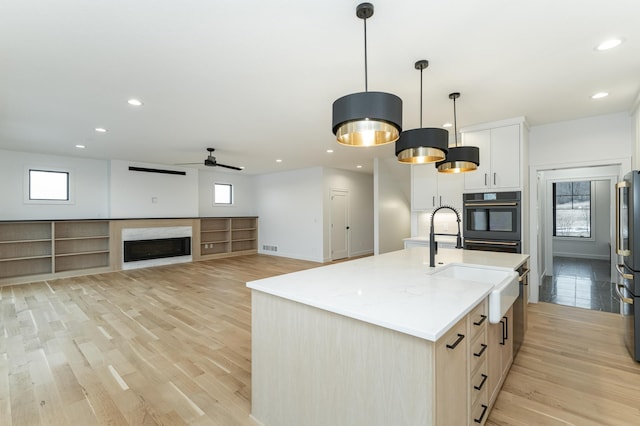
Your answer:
616;263;634;281
465;239;519;246
464;202;518;207
615;181;631;256
518;267;530;283
614;283;634;305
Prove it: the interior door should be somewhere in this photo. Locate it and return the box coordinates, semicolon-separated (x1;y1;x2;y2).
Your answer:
331;189;349;260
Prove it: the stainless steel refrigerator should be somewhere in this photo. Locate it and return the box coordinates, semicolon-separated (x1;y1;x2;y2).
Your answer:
615;170;640;362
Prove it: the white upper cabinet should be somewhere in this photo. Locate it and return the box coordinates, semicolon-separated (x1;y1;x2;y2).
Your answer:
412;164;464;212
461;119;525;192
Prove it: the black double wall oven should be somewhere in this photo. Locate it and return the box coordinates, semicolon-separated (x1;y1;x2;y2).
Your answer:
463;191;521;253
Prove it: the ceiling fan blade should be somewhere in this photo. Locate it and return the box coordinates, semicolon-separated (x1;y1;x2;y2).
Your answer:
174;162;202;165
216;163;243;171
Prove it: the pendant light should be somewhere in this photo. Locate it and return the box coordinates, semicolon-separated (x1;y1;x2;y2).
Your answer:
332;3;402;147
395;60;448;164
436;92;480;173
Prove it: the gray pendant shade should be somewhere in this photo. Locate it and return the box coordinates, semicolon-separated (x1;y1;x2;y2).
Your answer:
332;3;403;147
396;127;448;164
332;91;403;146
435;145;480;173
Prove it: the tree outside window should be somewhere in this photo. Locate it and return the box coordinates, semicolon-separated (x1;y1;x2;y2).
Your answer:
553;181;591;238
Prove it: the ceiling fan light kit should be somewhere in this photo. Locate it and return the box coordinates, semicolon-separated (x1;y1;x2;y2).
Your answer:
332;3;402;147
395;59;448;164
436;92;480;173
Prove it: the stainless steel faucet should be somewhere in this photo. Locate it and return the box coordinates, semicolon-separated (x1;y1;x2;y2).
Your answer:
429;205;463;267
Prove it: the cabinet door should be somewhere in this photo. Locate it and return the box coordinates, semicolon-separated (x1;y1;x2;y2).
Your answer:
487;320;503;405
500;306;514;377
490;125;520;189
462;129;491;191
438;172;464;212
436;317;468;425
411;164;438;210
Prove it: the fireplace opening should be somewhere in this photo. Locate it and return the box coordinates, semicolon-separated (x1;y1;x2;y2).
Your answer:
124;237;191;263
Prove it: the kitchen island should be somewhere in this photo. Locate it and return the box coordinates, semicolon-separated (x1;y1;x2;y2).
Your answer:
247;247;529;426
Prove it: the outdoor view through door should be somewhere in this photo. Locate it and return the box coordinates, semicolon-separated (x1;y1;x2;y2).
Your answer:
553;180;591;238
331;189;349;260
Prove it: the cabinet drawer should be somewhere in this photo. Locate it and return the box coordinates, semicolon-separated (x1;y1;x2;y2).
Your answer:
470;388;489;426
470;362;489;407
469;300;488;341
470;332;488;374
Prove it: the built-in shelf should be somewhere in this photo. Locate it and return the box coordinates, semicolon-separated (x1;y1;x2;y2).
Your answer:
200;217;258;258
0;222;53;279
0;220;111;281
53;220;110;272
0;217;258;284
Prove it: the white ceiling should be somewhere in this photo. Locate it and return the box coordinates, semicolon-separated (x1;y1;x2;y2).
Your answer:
1;0;639;175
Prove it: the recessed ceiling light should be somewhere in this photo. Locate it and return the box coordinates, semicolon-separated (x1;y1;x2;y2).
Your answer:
356;165;363;169
591;92;609;99
239;166;245;170
127;98;143;106
596;38;623;51
75;144;85;149
326;149;334;153
95;127;107;133
276;159;283;163
442;123;452;128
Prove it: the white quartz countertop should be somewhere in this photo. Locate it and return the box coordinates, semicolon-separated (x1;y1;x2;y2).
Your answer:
247;247;529;342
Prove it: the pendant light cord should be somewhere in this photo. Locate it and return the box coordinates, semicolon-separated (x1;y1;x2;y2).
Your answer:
363;17;368;92
419;67;423;128
453;96;458;147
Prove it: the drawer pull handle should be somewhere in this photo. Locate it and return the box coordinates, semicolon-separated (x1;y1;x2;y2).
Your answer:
446;333;465;350
473;314;487;326
474;373;488;390
474;343;488;358
474;404;489;423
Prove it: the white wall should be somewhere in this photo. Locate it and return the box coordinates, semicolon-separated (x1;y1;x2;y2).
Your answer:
198;168;257;217
109;160;198;218
0;149;109;220
529;112;633;167
527;112;634;302
255;167;324;262
324;168;374;260
374;158;410;255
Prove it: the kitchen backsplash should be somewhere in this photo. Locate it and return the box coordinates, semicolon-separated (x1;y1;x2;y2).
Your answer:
416;211;462;237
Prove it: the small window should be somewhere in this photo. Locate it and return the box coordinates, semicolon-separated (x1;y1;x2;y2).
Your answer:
29;169;69;201
553;181;591;238
214;183;233;204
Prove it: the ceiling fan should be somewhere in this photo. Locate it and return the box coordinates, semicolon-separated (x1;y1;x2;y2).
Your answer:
178;148;243;171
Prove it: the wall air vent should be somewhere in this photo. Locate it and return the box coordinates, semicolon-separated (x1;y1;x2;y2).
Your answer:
262;245;278;252
128;166;186;176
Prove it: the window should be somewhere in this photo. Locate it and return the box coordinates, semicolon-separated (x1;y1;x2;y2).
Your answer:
214;183;233;204
553;181;591;238
29;169;69;201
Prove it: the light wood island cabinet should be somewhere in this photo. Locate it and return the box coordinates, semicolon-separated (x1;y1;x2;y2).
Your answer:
251;291;491;426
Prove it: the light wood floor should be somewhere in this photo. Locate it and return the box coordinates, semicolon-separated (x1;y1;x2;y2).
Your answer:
1;254;640;425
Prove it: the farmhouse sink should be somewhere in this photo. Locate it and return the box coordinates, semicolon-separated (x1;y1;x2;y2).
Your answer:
429;263;519;323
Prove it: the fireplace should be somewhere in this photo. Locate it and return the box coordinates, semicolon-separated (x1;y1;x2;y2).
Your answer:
124;237;191;262
121;226;193;270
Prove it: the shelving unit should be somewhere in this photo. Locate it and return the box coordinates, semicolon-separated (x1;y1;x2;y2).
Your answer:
53;220;110;272
0;222;52;279
200;217;257;258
